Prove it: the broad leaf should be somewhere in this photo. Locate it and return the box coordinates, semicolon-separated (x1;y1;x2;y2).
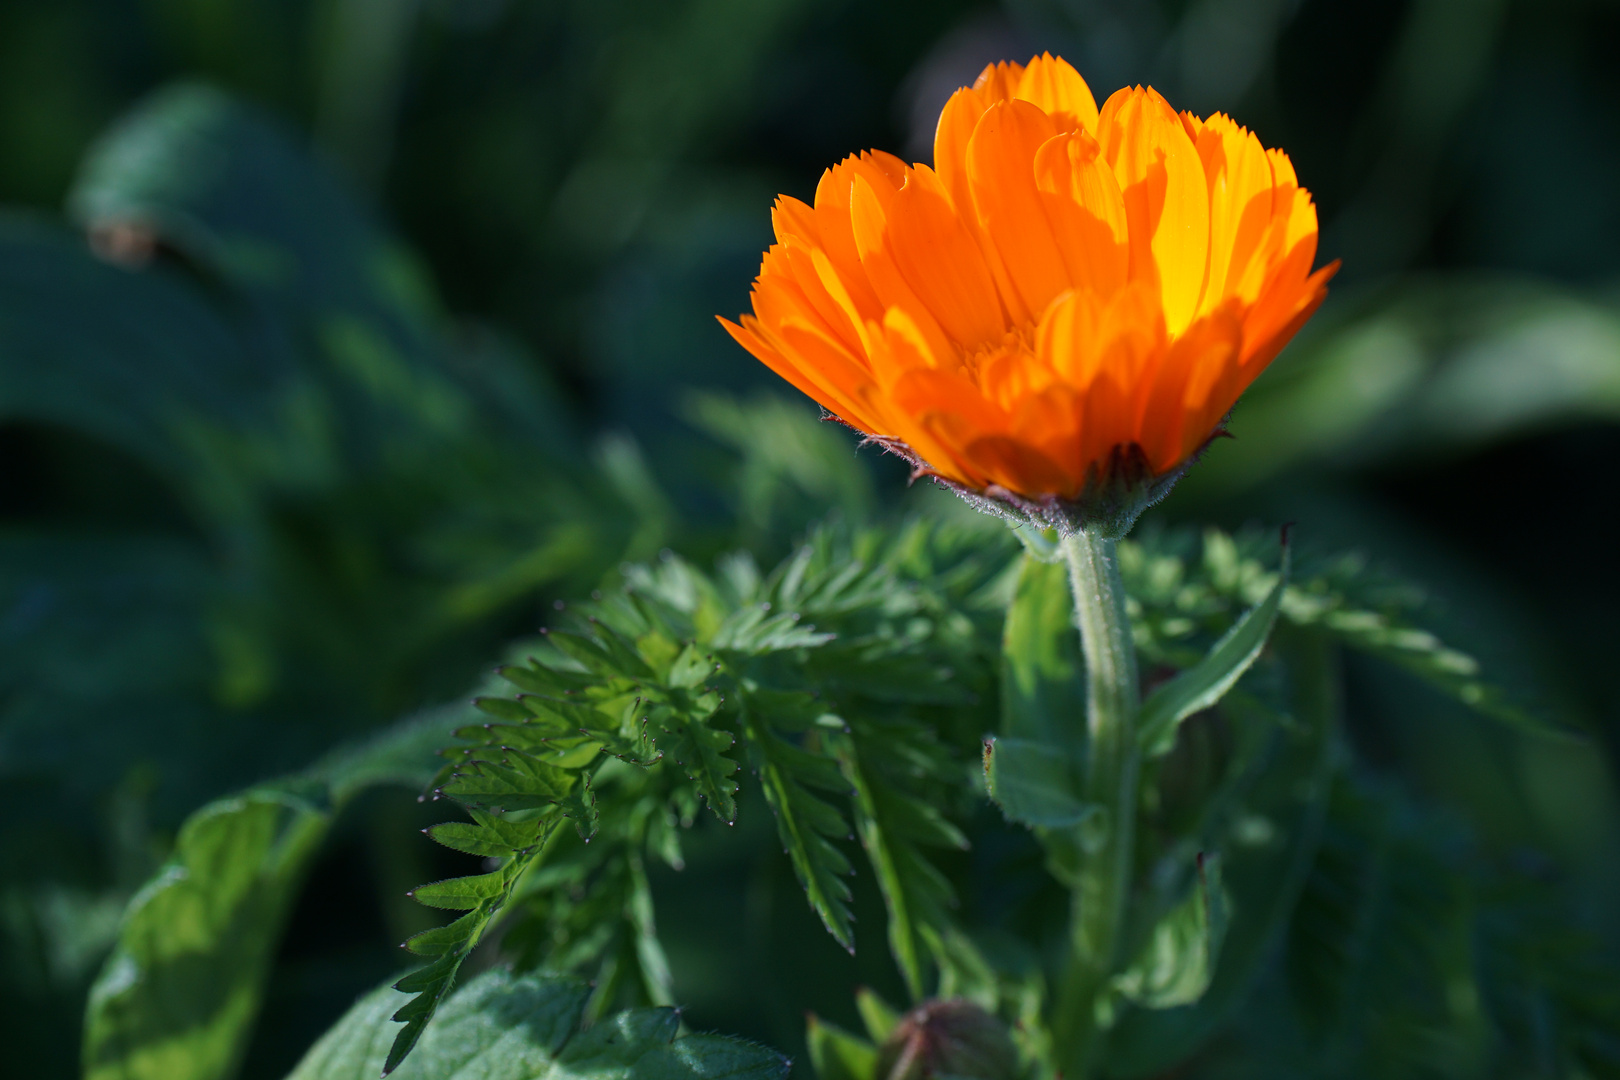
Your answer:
285;968;789;1080
1114;854;1229;1009
805;1014;878;1080
82;704;469;1080
982;737;1100;830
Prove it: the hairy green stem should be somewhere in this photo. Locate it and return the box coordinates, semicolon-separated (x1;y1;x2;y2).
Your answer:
1054;528;1141;1077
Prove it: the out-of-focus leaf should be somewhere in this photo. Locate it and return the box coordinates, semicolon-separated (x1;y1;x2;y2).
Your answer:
285;968;789;1080
81;703;470;1080
999;555;1085;751
983;737;1098;830
681;391;874;540
1114;854;1229;1009
1185;277;1620;498
68;82;440;357
805;1014;877;1080
1104;629;1337;1076
0;215;271;479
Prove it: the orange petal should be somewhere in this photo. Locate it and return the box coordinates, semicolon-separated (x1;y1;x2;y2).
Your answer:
880;168;1010;350
848;174;961;368
1034;130;1129;300
1187;114;1275;312
972;60;1025;103
1097;86;1211;335
967;100;1073;317
1134;305;1243;470
934;86;988;211
1013;53;1099;133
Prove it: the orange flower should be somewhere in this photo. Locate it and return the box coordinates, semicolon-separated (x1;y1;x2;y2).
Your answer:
721;54;1336;530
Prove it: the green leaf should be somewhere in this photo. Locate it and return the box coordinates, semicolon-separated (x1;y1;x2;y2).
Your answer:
1137;540;1291;758
0;215;266;480
746;720;856;951
855;988;900;1043
82;704;468;1080
285;968;788;1080
805;1015;878;1080
647;698;739;823
410;871;508;911
1103;629;1337;1076
844;736;965;999
982;737;1100;831
83;792;326;1080
1114;854;1230;1009
1000;554;1086;749
68;82;446;380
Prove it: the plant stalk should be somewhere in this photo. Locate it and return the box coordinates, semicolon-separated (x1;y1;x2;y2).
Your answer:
1054;527;1141;1077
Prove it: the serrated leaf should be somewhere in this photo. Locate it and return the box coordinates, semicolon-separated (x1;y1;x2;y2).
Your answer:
711;603;835;654
1138;542;1291;758
402;911;483;958
845;742;962;1000
545;629;654;681
439;754;574;811
666;642;717;689
427;811;544;858
746;723;855;950
475;696;536;722
286;968;787;1080
983;736;1100;830
410;871;507;911
648;702;739;822
560;771;600;839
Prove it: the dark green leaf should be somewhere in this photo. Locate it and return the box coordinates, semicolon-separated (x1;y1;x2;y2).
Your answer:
1137;541;1290;759
983;736;1100;830
82;704;468;1080
285;968;787;1080
1115;854;1229;1009
805;1015;878;1080
1000;554;1085;749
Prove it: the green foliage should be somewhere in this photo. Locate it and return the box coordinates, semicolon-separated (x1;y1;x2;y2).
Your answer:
6;3;1619;1079
805;1015;879;1080
1136;539;1290;758
286;968;788;1080
1114;853;1228;1010
81;704;473;1080
393;520;1008;1068
1182;278;1620;501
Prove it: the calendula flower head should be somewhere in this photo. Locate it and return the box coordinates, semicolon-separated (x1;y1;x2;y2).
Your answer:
721;54;1336;536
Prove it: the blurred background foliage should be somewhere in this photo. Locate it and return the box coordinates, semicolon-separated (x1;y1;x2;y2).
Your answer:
0;0;1616;1076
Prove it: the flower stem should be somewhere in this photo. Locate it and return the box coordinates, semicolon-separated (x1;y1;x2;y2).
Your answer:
1054;527;1141;1077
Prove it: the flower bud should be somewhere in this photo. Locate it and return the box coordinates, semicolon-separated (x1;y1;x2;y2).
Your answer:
876;999;1019;1080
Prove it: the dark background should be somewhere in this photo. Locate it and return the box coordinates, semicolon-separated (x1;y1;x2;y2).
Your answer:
1;0;1617;1076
